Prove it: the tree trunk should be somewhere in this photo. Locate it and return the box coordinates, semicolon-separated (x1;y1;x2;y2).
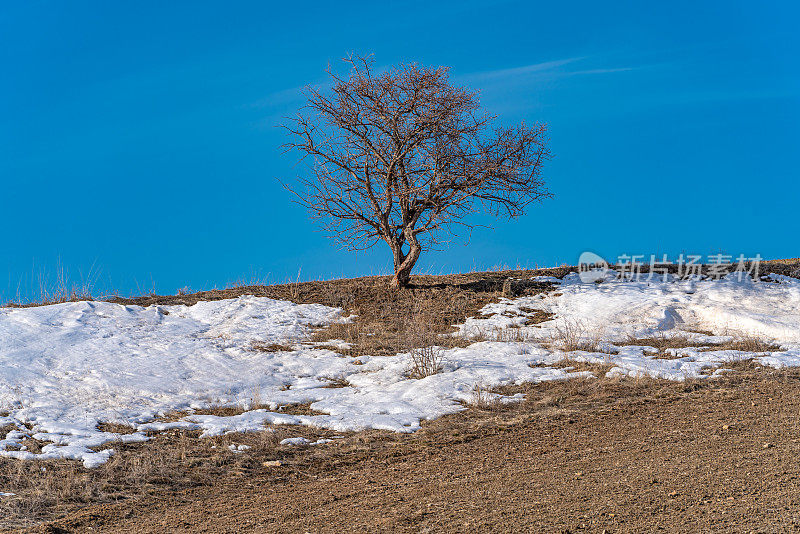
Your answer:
389;265;412;289
389;242;421;289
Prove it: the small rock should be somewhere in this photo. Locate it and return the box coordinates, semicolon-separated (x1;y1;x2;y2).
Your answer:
722;424;730;430
763;442;773;449
262;460;282;467
668;490;678;497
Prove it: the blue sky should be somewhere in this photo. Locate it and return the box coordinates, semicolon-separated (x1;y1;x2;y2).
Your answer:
2;1;798;299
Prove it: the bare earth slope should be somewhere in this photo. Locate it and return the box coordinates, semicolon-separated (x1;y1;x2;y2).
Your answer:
30;367;800;533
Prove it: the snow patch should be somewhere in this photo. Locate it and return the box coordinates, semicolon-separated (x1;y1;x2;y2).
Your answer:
2;272;799;467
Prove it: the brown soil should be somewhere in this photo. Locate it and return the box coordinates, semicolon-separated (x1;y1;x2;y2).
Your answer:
17;367;800;534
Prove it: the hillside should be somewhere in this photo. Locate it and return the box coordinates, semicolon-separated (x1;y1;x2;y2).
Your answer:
2;263;800;531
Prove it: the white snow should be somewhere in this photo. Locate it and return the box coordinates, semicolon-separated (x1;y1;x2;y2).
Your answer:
457;272;800;380
2;271;799;467
0;296;346;467
0;294;583;467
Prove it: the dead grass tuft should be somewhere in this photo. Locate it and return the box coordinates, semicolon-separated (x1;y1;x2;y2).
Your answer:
250;341;295;353
278;402;327;416
523;309;555;326
3;261;98;308
321;377;350;389
549;320;602;352
469;384;502;410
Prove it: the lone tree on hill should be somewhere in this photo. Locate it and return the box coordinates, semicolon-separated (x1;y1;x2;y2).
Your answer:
284;56;552;289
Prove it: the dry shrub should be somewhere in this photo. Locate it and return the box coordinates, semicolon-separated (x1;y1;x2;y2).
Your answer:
493;325;533;342
406;345;446;379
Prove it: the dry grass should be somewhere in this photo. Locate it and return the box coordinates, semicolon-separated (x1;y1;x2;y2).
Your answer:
34;366;800;533
95;422;137;435
623;331;783;358
710;335;783;353
2;261;98;308
549;319;603;352
7;258;799;310
492;325;532;342
3;281;95;309
522;309;555;326
0;427;276;529
625;332;699;349
624;332;711;356
0;417;359;529
294;271;563;357
6;366;800;531
0;268;571;529
540;359;616;375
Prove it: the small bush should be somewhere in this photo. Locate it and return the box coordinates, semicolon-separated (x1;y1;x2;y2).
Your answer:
406;345;446;379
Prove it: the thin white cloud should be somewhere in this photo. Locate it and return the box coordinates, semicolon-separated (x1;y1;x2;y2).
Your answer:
457;57;638;87
459;57;584;82
569;67;635;75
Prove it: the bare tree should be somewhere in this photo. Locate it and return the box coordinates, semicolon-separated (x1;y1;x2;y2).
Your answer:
283;55;552;289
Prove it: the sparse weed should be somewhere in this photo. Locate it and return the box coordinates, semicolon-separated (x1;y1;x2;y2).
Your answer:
492;325;533;342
